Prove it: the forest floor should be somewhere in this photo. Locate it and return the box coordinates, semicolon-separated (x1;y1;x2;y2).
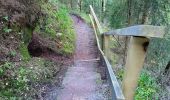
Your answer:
44;15;111;100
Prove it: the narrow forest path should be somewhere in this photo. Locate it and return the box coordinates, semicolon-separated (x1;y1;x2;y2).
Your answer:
56;15;110;100
45;16;110;100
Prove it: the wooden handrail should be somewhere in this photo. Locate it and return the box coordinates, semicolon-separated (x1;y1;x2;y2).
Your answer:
89;5;125;100
104;25;165;38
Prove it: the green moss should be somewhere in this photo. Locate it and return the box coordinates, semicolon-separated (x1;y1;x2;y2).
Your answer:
55;8;75;55
19;43;31;61
35;2;76;55
23;28;32;44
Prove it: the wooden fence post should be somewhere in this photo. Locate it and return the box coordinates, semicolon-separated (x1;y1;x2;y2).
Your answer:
104;35;111;60
122;36;149;100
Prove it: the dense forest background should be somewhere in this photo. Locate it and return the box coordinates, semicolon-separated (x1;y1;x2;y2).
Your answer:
0;0;170;99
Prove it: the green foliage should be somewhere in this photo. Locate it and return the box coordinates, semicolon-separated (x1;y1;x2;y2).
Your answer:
19;43;31;61
0;62;29;98
2;16;12;33
55;7;75;54
70;10;91;24
3;27;12;33
9;50;17;57
143;38;170;98
135;71;159;100
34;1;58;38
0;58;60;99
79;13;91;24
3;16;8;21
105;0;128;28
44;18;56;38
22;28;32;44
116;69;124;81
35;1;75;55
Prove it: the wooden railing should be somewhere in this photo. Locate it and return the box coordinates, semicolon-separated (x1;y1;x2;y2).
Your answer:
89;5;166;100
89;5;125;100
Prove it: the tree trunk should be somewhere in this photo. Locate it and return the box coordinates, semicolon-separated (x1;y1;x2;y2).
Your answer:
124;0;132;64
80;1;82;12
102;0;106;13
127;0;132;25
70;0;73;9
141;0;150;24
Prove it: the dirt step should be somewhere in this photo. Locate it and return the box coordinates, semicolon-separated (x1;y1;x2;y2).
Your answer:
62;75;99;82
67;66;96;72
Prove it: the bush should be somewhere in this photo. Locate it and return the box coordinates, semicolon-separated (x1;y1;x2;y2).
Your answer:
35;1;75;55
0;58;60;99
135;71;160;100
0;62;29;98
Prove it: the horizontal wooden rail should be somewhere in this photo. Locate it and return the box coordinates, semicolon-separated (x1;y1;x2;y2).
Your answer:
104;25;165;38
89;5;125;100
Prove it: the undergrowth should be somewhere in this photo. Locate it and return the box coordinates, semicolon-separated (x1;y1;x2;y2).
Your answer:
70;10;91;24
0;0;75;99
56;7;75;55
135;71;160;100
0;58;59;99
35;1;75;55
116;69;159;100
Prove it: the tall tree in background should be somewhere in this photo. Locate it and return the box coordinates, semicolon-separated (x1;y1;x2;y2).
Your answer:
141;0;150;24
127;0;132;25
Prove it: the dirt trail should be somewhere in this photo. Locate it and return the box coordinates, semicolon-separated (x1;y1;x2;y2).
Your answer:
44;15;110;100
56;16;110;100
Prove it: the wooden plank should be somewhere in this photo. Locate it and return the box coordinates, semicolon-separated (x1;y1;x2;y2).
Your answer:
90;5;103;34
122;37;149;100
104;35;111;59
104;25;165;38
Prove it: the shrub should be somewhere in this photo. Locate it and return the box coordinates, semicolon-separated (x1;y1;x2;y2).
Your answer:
0;62;29;98
0;58;60;99
135;71;160;100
